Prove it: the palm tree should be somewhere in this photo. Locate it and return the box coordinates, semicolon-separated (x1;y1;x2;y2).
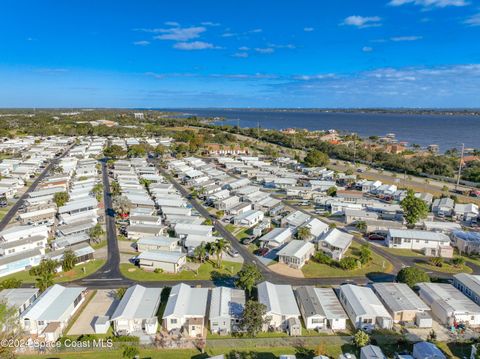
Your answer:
296;226;311;241
89;224;105;244
36;272;55;292
213;238;230;268
62;250;77;272
113;196;132;219
194;242;208;263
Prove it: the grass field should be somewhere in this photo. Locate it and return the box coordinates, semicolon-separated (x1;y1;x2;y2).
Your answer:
415;261;472;274
302;241;393;278
120;260;242;281
380;247;423;257
0;259;106;284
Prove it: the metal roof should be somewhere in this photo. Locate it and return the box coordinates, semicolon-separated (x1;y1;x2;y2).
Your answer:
21;284;86;321
295;286;347;320
417;282;480;315
321;229;353;250
209;286;245;319
454;273;480;298
0;288;39;309
257;281;300;316
360;345;386;359
277;240;314;259
372;283;430;313
388;229;450;242
163;283;209;318
339;284;392;318
0;248;42;266
452;230;480;243
111;284;162;320
137;250;185;264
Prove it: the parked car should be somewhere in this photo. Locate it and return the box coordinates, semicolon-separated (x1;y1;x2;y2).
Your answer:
243;237;256;245
255;247;269;256
227;248;239;257
368;233;385;241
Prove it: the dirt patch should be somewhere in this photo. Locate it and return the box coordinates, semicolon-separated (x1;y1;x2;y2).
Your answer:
269;262;305;278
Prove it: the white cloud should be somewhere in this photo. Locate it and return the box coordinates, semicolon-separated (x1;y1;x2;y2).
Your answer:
304;27;315;32
391;35;423;41
232;52;249;58
362;46;373;52
341;15;382;28
293;74;336;80
269;43;296;49
238;46;250;51
249;28;263;33
133;40;150;46
464;13;480;26
173;41;217;50
221;32;237;37
201;21;220;26
164;21;180;26
153;26;206;41
255;47;275;54
388;0;468;7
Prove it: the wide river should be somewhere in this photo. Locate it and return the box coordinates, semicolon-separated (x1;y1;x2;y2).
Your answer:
172;108;480;152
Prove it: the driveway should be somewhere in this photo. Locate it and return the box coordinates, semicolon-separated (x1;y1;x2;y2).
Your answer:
68;289;119;335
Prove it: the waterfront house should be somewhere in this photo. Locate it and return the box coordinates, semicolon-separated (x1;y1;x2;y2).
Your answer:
110;284;162;335
162;283;209;337
294;286;348;331
338;284;393;331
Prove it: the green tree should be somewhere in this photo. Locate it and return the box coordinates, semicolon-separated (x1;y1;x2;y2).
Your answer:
88;223;105;244
53;191;69;207
326;186;337;197
355;221;367;233
314;251;333;265
113;196;132;218
122;344;140;359
0;278;22;290
154;144;167;157
396;267;430;288
339;256;358;270
353;330;370;348
240;300;267;337
235;264;263;296
0;301;21;359
127;144;149;158
91;183;103;202
429;257;444;267
62;250;77;272
303;149;329;167
110;181;121;197
296;226;311;241
359;244;372;265
401;189;428;227
194;242;208;263
103;145;126;159
213;237;231;268
35;271;55;292
115;287;127;300
451;257;465;268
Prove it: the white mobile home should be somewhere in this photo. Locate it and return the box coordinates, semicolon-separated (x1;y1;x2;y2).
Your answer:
209;286;245;334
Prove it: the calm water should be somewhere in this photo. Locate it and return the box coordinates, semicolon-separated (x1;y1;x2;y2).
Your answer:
174;108;480;152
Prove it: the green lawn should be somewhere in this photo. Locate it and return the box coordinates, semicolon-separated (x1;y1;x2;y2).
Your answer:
302;242;393;278
0;259;106;284
380;247;423;257
415;261;472;274
120;260;242;281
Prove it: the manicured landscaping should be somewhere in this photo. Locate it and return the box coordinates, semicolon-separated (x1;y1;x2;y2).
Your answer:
380;247;423;257
415;261;472;274
302;242;393;278
0;259;106;284
120;260;242;281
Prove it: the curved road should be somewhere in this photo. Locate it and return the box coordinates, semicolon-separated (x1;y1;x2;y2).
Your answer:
71;158;471;289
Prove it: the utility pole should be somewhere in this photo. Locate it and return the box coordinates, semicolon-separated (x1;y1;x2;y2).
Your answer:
455;143;465;191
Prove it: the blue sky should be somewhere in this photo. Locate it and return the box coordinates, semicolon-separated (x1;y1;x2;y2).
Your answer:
1;0;480;108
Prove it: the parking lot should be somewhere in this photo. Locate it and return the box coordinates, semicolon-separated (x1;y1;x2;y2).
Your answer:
68;289;119;335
